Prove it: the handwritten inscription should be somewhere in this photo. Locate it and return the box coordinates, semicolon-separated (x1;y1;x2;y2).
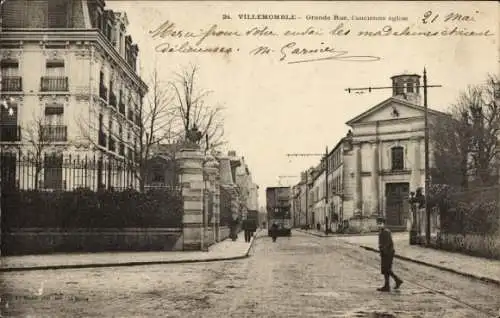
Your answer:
422;10;479;24
279;42;381;64
249;42;381;64
149;21;241;46
148;15;494;63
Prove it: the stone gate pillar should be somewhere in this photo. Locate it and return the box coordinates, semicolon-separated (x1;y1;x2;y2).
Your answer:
204;155;220;244
177;147;205;251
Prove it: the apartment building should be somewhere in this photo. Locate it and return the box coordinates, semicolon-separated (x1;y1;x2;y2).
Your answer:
310;162;325;230
0;0;148;190
325;137;347;230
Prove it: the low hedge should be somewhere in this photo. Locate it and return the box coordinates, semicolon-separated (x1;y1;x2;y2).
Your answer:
2;187;183;229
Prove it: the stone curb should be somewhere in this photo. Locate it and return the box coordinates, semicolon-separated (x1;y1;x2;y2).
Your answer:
359;245;500;287
0;231;261;273
295;229;378;238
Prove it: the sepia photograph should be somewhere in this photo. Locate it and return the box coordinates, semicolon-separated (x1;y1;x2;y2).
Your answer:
0;0;499;317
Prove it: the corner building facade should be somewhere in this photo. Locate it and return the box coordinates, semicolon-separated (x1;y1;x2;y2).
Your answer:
0;0;148;190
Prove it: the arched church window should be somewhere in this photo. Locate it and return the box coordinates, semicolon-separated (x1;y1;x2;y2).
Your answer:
391;146;404;170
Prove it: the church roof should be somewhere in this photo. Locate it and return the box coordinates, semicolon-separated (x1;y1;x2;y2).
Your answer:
345;97;449;126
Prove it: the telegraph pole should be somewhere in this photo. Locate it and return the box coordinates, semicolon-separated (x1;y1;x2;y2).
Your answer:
345;69;442;245
423;69;431;245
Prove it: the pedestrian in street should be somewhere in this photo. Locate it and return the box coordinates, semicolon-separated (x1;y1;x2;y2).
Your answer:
243;220;251;243
377;217;403;292
271;222;278;242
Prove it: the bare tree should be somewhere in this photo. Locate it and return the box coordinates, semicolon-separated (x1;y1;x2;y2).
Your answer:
170;64;225;153
79;67;177;192
431;74;500;188
23;111;51;189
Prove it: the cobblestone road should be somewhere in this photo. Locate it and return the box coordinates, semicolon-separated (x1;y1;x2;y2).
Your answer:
1;231;499;317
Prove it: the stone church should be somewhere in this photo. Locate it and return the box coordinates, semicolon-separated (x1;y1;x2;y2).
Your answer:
340;73;447;231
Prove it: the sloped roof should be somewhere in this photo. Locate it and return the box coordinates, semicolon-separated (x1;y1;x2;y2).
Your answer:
345;97;449;126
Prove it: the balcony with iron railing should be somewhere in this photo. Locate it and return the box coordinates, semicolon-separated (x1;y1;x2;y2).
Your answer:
0;125;21;142
98;131;107;147
99;84;108;101
40;76;69;92
109;92;117;107
41;125;67;142
1;76;22;92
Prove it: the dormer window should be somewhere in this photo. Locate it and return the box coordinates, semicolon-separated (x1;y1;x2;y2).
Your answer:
48;0;69;28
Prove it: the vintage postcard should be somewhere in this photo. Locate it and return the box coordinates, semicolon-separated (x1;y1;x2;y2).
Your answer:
0;0;499;317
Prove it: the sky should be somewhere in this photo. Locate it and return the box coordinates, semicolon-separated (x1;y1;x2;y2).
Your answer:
106;1;498;207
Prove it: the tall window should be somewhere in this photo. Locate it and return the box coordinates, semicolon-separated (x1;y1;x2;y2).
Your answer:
44;103;64;125
46;60;65;76
44;153;63;189
99;113;104;131
1;59;19;77
0;102;17;125
391;146;404;170
1;59;20;92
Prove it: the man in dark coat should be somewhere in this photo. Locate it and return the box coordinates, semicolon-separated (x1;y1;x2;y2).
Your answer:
271;223;278;242
377;217;403;292
243;220;252;243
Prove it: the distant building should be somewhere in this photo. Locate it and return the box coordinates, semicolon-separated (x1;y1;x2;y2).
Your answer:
325;137;348;230
310;162;325;229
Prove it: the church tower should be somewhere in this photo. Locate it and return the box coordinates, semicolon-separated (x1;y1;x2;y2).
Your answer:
391;73;422;106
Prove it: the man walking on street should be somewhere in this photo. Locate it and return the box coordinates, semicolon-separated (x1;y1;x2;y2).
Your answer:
377;217;403;292
243;219;251;243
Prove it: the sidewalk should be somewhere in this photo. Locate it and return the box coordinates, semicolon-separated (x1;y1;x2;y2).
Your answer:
295;228;378;237
0;229;263;272
337;232;500;286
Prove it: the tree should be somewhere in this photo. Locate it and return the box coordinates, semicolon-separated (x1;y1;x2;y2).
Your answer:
79;67;177;192
132;68;178;192
431;74;500;189
170;64;225;153
23;111;53;190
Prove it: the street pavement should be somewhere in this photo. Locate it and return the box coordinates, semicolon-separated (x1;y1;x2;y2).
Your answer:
0;230;259;272
334;232;500;286
1;230;499;317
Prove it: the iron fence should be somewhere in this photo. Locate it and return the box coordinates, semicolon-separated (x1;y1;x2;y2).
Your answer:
0;152;139;191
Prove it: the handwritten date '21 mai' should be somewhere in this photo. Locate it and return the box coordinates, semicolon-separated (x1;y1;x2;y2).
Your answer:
149;21;381;64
